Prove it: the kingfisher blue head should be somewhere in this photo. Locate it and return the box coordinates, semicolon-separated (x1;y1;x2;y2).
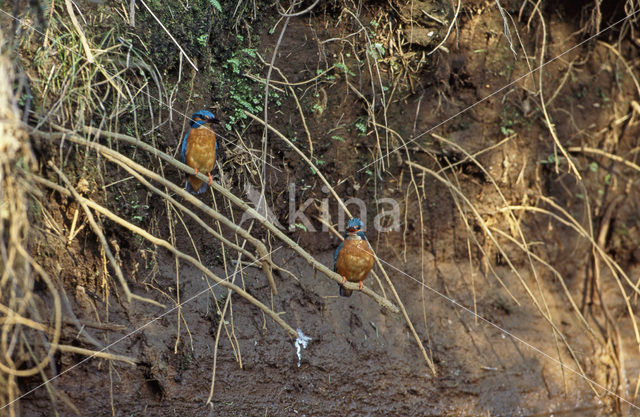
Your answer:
346;217;364;235
190;110;217;127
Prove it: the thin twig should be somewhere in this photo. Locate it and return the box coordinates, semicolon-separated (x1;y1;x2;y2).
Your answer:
37;126;279;295
137;0;198;71
34;175;299;339
534;6;581;179
52;124;399;312
49;162;163;307
427;0;461;55
52;344;137;366
63;0;94;63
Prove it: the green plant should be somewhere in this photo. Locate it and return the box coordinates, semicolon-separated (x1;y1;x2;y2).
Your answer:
500;123;515;136
334;62;356;77
17;92;33;106
136;0;216;71
197;34;208;47
499;62;513;78
215;48;279;129
539;154;557;165
499;105;521;136
208;0;222;12
354;115;368;136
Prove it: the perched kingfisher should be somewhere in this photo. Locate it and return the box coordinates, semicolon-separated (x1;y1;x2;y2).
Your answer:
334;217;375;297
180;110;219;195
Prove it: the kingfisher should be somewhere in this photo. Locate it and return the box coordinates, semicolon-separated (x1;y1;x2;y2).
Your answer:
334;217;375;297
180;110;219;195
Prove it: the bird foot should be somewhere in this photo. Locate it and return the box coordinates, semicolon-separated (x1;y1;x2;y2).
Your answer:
194;168;199;175
341;276;347;285
359;281;363;290
207;172;213;186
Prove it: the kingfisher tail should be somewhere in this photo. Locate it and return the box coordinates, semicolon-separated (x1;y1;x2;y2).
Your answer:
185;176;208;195
339;284;352;297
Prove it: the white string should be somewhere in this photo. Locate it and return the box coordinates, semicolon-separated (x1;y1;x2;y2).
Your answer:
2;2;640;411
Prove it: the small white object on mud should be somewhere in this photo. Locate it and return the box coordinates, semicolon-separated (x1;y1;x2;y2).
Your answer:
295;329;312;367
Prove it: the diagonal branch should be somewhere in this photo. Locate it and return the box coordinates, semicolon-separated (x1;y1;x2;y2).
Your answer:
41;124;400;313
33;175;299;339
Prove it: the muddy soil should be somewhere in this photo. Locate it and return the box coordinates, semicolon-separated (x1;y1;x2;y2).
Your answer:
22;243;609;416
13;0;640;416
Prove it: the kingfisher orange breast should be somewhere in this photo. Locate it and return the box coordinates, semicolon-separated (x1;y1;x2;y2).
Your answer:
336;238;374;284
185;127;216;173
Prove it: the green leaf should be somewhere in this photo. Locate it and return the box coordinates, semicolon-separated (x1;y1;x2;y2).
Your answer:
333;62;356;77
331;135;345;142
208;0;222;12
241;48;257;58
225;58;241;74
539;154;556;164
500;126;515;136
197;34;208;47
